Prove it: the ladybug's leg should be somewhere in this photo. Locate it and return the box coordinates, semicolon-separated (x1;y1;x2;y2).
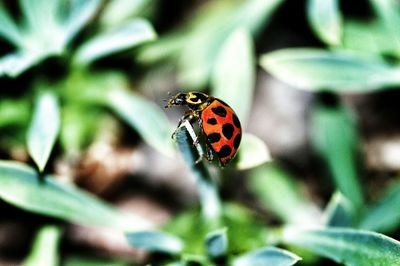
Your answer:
179;111;202;147
205;144;214;161
194;145;213;164
193;116;214;164
193;112;204;146
172;111;199;139
177;111;199;128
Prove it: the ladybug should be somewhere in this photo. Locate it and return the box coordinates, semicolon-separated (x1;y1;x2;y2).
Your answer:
165;92;242;166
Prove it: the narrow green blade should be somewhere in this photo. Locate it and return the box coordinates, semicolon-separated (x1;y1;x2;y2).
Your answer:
211;27;255;126
233;247;301;266
126;230;184;254
0;161;152;231
260;48;400;92
23;225;62;266
74;19;156;65
27;92;60;172
281;227;400;266
307;0;342;46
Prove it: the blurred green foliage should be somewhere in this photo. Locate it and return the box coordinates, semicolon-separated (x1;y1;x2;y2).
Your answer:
0;0;400;265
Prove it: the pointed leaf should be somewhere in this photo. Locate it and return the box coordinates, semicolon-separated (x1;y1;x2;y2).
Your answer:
369;0;400;55
20;0;60;33
250;164;322;225
307;0;342;46
0;160;152;231
324;192;354;227
27;92;60;172
100;0;153;28
310;103;364;209
0;3;21;45
74;19;156;65
236;133;271;170
0;52;39;77
63;0;101;44
19;0;66;53
233;247;301;266
126;231;184;254
360;181;400;233
343;19;397;55
281;227;400;266
107;89;174;157
23;225;61;266
260;48;400;92
211;27;255;125
178;0;284;89
205;228;228;258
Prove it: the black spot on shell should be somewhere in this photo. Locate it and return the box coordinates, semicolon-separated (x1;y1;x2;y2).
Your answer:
232;113;241;128
233;133;241;149
222;123;234;139
217;145;232;158
211;106;227;117
207;133;221;143
207;118;217;125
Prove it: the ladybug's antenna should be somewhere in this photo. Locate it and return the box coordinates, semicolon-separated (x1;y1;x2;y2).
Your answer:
164;91;174;108
163;98;171;108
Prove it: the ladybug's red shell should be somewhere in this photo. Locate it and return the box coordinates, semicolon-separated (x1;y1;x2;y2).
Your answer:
165;91;242;166
201;99;241;166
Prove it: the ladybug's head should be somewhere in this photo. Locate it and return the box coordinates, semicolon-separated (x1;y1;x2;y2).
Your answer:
165;91;212;111
165;93;188;108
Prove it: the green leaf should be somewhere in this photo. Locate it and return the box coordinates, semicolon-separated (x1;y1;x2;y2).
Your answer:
211;27;255;125
205;228;228;259
27;92;60;172
0;0;100;78
107;89;174;157
0;160;152;231
0;98;30;127
19;0;66;54
63;0;102;44
20;0;61;34
324;192;354;227
260;48;400;92
233;247;301;266
360;181;400;233
165;203;267;256
178;0;285;89
74;19;156;65
307;0;342;46
0;52;39;78
343;19;398;56
23;225;61;266
0;2;21;45
60;105;101;154
310;102;364;209
126;231;184;254
249;164;322;225
174;124;222;224
281;227;400;266
136;33;186;64
236;133;271;170
100;0;154;28
369;0;400;55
